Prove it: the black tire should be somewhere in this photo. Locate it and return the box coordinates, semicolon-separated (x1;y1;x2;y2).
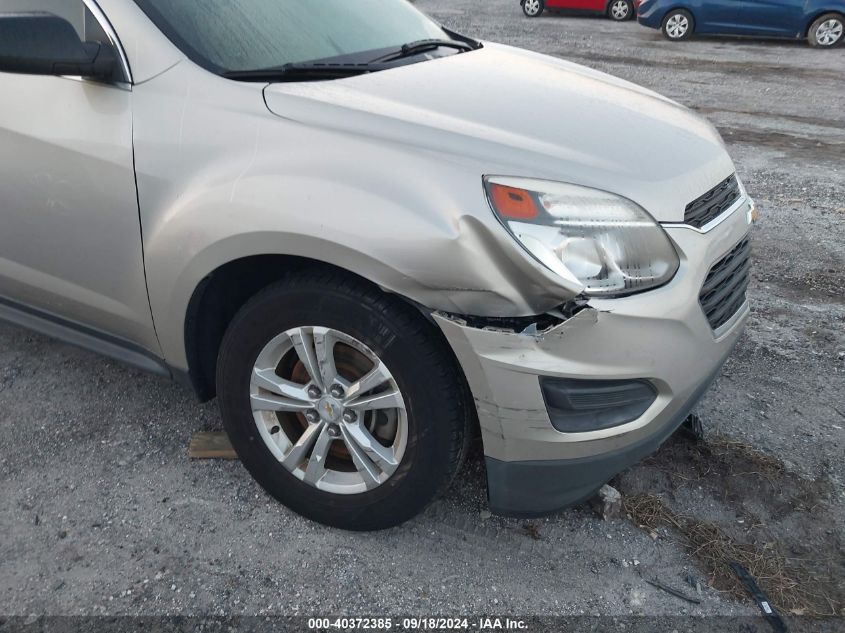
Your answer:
607;0;634;22
661;9;694;41
808;13;844;48
216;271;471;530
522;0;545;18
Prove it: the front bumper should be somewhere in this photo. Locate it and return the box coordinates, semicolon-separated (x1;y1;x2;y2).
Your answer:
434;196;753;516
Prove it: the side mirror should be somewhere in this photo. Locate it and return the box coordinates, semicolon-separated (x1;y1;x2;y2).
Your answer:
0;12;117;80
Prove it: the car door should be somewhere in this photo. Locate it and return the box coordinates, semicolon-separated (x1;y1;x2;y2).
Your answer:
694;0;745;33
732;0;805;36
0;0;161;357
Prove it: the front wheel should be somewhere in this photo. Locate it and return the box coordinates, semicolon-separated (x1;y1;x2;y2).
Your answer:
522;0;545;18
808;13;844;47
662;9;694;41
608;0;634;21
216;272;471;530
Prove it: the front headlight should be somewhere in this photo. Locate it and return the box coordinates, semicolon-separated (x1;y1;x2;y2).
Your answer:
484;176;680;297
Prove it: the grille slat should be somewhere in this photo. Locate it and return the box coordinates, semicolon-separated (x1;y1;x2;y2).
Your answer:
703;263;750;316
685;174;742;229
707;278;750;328
699;236;751;331
700;252;750;296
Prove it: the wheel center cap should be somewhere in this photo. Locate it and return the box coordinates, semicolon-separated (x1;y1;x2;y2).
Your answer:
317;397;342;422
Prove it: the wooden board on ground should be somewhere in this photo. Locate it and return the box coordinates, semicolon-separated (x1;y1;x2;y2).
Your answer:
188;431;238;459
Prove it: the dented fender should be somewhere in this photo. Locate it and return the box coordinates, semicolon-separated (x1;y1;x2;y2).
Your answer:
131;63;581;370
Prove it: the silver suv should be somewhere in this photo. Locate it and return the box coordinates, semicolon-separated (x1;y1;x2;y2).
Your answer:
0;0;753;530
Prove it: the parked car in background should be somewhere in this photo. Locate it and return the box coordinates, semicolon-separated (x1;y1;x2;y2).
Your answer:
522;0;636;21
637;0;845;47
1;0;754;530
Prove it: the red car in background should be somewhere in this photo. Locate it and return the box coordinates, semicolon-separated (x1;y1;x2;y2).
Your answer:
521;0;636;20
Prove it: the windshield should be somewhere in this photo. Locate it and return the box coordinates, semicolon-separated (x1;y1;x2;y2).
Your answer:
133;0;451;74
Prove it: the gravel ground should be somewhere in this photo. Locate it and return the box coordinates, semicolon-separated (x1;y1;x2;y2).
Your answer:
1;0;843;623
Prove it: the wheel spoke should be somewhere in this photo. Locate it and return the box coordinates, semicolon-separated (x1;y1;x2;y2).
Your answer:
343;422;399;472
252;368;311;401
282;421;324;469
290;329;324;389
343;361;391;401
340;425;383;489
312;327;338;388
346;387;404;411
303;425;334;485
251;392;313;412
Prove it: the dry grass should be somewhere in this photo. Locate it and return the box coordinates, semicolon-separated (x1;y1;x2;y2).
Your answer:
643;433;791;494
705;436;785;479
625;493;841;617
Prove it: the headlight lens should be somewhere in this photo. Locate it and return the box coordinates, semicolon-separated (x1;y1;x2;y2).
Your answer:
484;176;680;297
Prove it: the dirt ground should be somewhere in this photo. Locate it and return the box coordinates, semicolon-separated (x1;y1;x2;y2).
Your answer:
1;0;843;626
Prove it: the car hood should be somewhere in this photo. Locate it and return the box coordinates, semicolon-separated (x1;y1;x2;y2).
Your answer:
263;43;736;222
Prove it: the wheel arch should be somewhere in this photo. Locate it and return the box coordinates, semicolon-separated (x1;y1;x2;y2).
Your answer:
804;10;845;38
181;250;431;402
604;0;632;13
151;213;575;400
661;6;697;29
662;5;696;18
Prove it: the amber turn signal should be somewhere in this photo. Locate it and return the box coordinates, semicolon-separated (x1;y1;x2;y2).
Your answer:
488;183;540;220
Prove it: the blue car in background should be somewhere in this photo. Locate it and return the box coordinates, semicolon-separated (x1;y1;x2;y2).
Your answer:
637;0;845;47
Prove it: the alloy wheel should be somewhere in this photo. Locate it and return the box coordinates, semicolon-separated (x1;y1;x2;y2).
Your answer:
250;326;408;495
523;0;542;16
816;19;843;46
666;14;690;39
610;0;630;20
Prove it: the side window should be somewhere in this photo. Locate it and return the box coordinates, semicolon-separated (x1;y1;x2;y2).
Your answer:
84;6;109;43
0;0;108;42
0;0;128;81
0;1;85;36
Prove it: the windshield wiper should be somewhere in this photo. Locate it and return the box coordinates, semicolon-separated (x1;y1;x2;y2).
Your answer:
223;35;481;82
223;61;388;82
370;39;478;63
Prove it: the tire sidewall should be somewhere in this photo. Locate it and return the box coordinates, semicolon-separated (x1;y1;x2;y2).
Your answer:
217;282;456;529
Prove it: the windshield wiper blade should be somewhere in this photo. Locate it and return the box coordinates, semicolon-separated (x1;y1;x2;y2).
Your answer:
223;37;480;82
223;62;386;82
370;39;477;63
